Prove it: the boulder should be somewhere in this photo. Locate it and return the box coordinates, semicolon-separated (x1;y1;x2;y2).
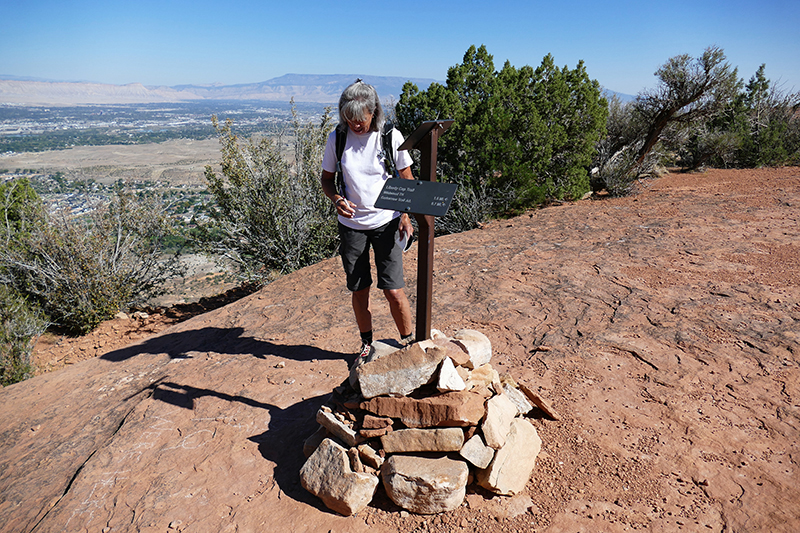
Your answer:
360;388;490;428
381;455;469;514
356;342;446;399
381;428;465;454
476;419;542;495
437;357;466;392
482;393;518;449
452;329;492;369
300;439;379;516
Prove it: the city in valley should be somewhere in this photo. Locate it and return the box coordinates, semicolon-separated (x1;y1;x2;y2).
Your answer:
0;101;327;222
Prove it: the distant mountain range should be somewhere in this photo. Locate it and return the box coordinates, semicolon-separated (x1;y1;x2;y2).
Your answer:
0;74;635;106
0;74;440;106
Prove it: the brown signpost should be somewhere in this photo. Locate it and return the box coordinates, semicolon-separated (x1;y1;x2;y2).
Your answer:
378;119;454;341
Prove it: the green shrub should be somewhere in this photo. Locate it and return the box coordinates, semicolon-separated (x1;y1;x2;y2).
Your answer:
396;45;607;216
1;186;184;335
197;104;338;281
0;286;47;386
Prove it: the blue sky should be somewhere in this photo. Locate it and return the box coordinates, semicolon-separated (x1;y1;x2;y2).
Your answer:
2;0;798;96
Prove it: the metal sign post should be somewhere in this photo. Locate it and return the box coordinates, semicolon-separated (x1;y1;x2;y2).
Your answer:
394;119;454;341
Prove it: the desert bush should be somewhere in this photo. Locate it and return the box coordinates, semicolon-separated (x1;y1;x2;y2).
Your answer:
655;63;800;170
1;187;184;334
593;46;745;192
435;180;513;235
197;104;338;282
0;285;47;386
632;46;740;166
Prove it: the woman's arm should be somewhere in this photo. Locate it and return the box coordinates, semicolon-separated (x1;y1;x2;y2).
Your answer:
396;166;415;237
321;170;354;218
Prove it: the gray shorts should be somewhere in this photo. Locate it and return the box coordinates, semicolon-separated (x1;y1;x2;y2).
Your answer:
338;218;405;292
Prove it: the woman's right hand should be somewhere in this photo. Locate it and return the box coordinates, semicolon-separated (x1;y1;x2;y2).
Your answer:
335;197;355;218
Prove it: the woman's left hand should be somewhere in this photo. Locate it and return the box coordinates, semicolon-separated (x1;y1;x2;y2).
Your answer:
399;213;414;238
397;167;415;238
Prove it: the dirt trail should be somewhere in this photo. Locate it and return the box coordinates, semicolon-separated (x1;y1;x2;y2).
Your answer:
2;167;799;533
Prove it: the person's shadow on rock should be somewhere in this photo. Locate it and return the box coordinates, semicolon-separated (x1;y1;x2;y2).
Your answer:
247;395;335;511
102;326;348;362
144;380;336;512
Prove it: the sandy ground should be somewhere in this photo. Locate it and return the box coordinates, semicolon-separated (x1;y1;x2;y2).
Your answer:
9;166;798;532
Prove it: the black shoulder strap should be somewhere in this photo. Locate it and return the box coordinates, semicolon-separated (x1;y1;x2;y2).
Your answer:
334;124;348;198
382;120;398;178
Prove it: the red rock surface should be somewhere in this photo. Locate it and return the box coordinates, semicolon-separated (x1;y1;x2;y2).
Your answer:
2;167;799;532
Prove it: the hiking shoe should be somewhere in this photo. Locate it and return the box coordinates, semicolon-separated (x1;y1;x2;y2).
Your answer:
349;342;374;371
357;342;375;362
349;342;374;385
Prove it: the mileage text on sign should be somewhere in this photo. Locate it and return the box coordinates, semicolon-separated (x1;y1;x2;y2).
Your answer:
375;179;458;218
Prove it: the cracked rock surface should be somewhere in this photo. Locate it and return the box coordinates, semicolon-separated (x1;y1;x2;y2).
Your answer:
2;167;799;532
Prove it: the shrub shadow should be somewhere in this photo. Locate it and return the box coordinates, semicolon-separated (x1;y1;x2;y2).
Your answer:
101;326;348;362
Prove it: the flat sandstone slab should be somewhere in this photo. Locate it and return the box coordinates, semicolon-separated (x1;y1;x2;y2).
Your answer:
356;342;446;399
381;428;465;453
360;388;491;428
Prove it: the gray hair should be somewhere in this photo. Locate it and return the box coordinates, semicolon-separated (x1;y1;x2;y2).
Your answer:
338;79;385;132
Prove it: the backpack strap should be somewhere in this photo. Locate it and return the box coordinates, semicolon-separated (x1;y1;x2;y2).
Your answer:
334;124;348;198
382;120;399;178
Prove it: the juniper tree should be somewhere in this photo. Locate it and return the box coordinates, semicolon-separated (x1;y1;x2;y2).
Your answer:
396;44;607;215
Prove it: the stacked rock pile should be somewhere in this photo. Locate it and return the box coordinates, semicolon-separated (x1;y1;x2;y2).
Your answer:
299;329;558;516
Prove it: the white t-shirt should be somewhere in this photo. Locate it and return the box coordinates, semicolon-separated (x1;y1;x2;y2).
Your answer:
322;126;414;230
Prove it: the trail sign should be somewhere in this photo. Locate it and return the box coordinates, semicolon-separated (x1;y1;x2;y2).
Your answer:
389;119;454;341
375;179;458;217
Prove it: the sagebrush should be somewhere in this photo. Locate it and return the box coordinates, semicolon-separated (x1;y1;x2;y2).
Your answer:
197;104;338;282
1;185;184;335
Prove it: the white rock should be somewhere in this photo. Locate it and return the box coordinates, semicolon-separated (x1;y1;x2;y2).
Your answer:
437;357;466;392
476;419;542;495
482;393;518;449
381;455;469;514
452;329;492;369
300;439;379;516
465;363;500;391
459;434;495;469
430;328;447;340
502;383;533;415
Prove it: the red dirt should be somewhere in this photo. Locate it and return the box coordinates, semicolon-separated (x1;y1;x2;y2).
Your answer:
3;166;799;533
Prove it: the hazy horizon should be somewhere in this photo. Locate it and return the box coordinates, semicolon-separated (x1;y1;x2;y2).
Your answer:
2;1;799;97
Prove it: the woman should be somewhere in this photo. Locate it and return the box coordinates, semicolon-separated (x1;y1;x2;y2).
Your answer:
320;80;415;362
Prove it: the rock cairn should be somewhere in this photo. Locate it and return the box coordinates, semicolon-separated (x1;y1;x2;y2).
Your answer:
299;329;558;516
